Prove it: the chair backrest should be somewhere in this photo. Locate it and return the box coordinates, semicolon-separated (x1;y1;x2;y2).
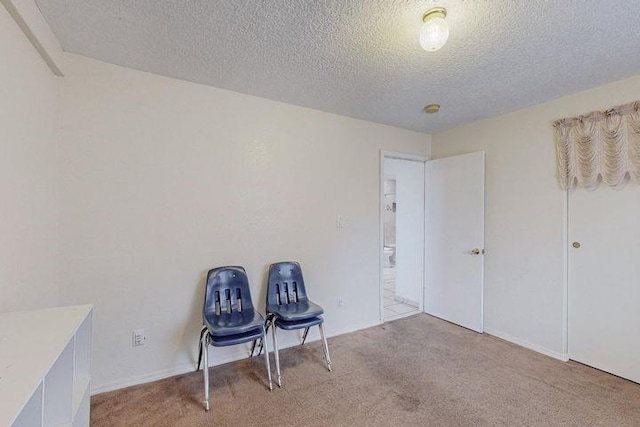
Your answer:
203;266;255;318
267;261;309;306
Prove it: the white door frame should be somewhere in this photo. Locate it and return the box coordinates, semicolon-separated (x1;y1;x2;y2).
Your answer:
562;190;569;361
379;150;429;323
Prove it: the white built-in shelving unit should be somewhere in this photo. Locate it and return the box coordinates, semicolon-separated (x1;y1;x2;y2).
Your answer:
0;305;93;427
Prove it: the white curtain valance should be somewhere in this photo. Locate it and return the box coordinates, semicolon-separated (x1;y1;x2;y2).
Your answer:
553;101;640;190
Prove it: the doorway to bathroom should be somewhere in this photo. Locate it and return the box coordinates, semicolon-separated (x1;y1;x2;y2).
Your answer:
381;153;425;322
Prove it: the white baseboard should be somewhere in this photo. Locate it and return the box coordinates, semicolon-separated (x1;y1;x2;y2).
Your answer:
91;319;378;395
392;296;420;307
91;364;198;395
92;322;569;395
484;327;569;362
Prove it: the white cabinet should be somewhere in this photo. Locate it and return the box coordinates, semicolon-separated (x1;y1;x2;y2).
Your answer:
0;305;93;427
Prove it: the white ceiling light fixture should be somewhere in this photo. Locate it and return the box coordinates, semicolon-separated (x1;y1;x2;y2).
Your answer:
419;7;449;52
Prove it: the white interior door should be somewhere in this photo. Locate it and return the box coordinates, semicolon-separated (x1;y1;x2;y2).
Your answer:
425;151;485;332
569;185;640;383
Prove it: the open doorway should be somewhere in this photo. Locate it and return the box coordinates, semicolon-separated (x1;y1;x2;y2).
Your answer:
381;153;425;322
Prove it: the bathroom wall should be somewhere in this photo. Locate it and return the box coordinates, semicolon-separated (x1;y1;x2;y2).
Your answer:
383;158;425;306
383;179;396;252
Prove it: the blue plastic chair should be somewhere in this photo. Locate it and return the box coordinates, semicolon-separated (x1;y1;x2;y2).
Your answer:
197;266;273;411
265;261;332;387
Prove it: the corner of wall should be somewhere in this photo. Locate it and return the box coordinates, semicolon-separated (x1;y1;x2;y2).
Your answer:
424;134;433;160
0;0;65;76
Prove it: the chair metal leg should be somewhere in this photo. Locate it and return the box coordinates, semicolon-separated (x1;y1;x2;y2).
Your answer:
257;316;272;357
272;324;282;387
318;323;332;372
301;327;310;345
256;338;264;357
202;333;210;411
261;325;273;391
196;325;207;371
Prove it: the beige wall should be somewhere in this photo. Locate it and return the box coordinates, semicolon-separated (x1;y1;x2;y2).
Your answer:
0;3;60;312
432;75;640;359
57;54;431;391
9;0;639;389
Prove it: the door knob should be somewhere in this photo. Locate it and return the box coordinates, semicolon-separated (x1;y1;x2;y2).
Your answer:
470;248;482;255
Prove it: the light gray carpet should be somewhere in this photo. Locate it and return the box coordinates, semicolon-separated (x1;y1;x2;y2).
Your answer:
91;314;640;426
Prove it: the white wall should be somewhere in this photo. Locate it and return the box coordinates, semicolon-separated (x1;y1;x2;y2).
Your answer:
57;54;431;392
432;75;640;359
0;2;60;312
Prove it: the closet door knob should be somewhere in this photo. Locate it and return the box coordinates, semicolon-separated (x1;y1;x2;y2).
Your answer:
573;242;581;248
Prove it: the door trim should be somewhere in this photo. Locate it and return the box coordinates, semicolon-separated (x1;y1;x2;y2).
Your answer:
379;150;429;324
562;190;569;361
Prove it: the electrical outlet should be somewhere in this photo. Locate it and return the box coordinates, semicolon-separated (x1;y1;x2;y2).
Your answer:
336;215;345;228
132;329;146;347
337;297;345;309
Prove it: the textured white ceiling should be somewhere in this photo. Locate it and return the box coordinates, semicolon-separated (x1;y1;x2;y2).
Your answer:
36;0;640;133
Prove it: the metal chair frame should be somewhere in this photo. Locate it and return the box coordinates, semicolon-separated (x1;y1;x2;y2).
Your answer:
261;261;332;387
197;266;273;411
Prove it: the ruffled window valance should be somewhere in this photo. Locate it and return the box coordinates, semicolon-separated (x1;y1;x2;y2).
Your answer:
553;101;640;190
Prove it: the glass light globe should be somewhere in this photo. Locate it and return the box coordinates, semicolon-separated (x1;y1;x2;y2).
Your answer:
419;16;449;52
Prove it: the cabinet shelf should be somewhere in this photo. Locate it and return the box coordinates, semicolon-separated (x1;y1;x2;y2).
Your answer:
0;305;93;427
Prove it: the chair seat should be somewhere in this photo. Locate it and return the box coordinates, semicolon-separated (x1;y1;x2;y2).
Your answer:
274;316;323;331
205;310;265;337
267;300;324;321
208;327;263;347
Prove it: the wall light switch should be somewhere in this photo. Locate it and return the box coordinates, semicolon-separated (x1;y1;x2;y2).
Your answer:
336;215;345;228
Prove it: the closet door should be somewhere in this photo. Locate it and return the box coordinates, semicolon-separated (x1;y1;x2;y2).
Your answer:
569;185;640;383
